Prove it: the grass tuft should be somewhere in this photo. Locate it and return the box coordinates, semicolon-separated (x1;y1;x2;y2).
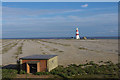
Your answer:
78;47;88;50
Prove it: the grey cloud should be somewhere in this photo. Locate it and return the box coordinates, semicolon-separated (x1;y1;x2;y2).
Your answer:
3;13;117;28
3;6;84;16
2;6;118;38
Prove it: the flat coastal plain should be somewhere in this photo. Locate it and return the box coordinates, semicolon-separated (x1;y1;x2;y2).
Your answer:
1;39;118;66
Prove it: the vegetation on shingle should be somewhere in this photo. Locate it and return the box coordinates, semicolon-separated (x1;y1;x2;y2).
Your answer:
38;40;71;46
2;61;119;79
14;42;23;59
59;50;64;52
42;52;47;54
20;70;26;74
78;47;88;50
35;72;50;75
2;42;18;54
50;61;119;78
2;69;18;78
50;48;58;51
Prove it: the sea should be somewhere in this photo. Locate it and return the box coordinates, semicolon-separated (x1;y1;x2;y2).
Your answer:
2;36;119;39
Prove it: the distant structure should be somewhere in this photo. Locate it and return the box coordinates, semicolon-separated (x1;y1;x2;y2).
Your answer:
83;37;87;40
19;55;58;73
76;28;80;39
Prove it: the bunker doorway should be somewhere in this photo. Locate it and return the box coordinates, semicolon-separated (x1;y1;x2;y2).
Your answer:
29;64;37;73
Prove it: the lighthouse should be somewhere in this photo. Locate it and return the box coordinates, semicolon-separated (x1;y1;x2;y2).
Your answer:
76;28;80;39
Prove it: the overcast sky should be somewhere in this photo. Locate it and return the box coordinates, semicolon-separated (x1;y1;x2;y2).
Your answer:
2;2;118;38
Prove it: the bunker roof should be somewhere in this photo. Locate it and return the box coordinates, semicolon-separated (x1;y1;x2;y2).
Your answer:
20;55;57;60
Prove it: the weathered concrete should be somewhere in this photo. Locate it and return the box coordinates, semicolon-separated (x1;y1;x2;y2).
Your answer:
47;56;58;72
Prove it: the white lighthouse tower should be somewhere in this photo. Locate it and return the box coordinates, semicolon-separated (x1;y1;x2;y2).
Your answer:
76;28;80;39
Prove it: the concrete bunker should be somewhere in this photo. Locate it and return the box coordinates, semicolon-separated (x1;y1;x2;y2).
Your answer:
19;55;58;73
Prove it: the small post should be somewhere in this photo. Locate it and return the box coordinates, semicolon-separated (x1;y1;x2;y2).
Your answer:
26;63;30;73
37;62;40;72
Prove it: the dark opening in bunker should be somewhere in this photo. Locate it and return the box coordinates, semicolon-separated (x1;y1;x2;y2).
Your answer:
29;64;37;73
